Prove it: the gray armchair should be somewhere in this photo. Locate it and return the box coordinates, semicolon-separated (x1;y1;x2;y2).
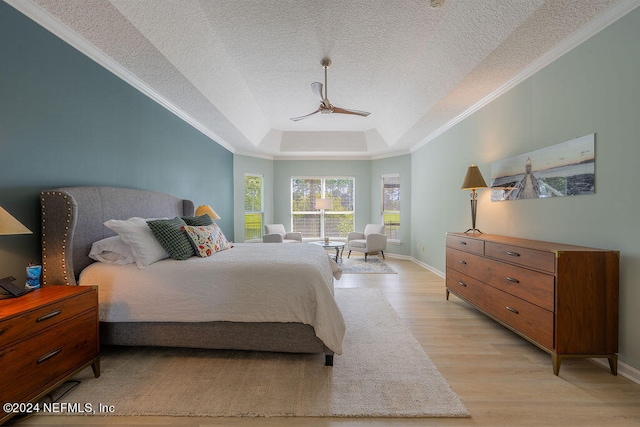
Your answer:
347;224;387;261
262;224;303;243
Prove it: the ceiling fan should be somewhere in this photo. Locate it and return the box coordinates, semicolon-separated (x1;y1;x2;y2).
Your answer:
290;58;371;121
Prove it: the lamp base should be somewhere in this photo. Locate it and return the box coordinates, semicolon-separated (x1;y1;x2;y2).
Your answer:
464;228;483;234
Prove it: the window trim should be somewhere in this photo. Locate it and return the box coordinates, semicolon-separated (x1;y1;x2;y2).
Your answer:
381;173;401;243
291;176;355;239
244;173;264;241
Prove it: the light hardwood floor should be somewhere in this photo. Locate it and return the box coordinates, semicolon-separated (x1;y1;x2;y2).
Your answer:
13;258;640;426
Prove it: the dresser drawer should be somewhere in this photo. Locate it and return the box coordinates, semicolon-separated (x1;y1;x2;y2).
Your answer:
446;247;485;276
477;257;555;312
0;309;98;406
485;241;555;273
447;268;553;349
0;288;96;347
480;282;554;349
446;234;484;255
446;268;485;303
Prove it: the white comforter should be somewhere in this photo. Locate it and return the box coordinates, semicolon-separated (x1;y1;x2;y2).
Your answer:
79;243;345;353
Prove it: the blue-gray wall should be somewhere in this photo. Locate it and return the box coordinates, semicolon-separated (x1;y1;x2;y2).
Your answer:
0;2;234;284
411;7;640;372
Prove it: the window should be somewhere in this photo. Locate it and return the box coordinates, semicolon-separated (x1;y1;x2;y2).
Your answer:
244;174;263;241
291;177;355;238
382;174;400;241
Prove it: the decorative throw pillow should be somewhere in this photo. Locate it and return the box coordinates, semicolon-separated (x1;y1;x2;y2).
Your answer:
183;224;231;257
182;214;214;226
146;217;194;260
104;217;170;267
89;236;135;265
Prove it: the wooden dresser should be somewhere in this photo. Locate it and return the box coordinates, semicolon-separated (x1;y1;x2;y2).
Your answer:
445;232;619;375
0;286;99;424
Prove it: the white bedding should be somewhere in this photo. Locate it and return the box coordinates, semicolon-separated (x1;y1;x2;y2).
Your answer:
79;243;345;354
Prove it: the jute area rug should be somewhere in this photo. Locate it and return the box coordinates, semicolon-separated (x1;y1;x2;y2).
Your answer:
339;256;397;274
49;288;468;418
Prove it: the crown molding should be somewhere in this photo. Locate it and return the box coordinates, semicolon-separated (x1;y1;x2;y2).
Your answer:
410;0;640;154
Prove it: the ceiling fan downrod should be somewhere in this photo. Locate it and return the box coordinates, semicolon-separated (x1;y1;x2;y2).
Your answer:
321;58;331;101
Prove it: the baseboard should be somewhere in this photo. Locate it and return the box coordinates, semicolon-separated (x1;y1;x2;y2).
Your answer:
405;256;640;386
591;358;640;385
407;257;445;278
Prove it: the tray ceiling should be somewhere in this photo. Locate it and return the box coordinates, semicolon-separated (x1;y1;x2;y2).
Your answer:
10;0;637;158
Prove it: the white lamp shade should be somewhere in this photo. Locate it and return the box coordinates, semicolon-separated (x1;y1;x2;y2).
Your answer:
195;205;221;220
0;206;32;235
316;198;332;210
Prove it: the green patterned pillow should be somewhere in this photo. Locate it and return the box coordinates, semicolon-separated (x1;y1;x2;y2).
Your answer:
182;214;214;226
146;217;194;260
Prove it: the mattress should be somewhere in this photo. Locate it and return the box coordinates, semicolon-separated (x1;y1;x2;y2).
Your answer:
79;243;345;353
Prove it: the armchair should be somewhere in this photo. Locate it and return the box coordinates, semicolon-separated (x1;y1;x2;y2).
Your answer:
262;224;303;243
347;224;387;261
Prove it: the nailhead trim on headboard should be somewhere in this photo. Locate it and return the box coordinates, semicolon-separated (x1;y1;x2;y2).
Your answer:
41;191;72;286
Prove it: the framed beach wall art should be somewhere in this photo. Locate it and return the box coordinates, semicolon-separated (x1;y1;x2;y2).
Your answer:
490;133;595;202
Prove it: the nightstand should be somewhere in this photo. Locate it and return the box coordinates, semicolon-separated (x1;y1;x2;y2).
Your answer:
0;286;99;424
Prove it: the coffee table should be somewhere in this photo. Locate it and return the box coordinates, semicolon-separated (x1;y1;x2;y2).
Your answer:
311;241;346;262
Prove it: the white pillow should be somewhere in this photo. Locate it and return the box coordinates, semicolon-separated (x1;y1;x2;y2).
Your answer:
104;217;169;268
89;236;135;265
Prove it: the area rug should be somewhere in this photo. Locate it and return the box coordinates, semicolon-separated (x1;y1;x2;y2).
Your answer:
46;288;468;418
339;256;397;274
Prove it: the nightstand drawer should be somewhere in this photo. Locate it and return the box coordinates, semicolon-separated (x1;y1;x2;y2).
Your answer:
0;309;98;406
0;288;96;347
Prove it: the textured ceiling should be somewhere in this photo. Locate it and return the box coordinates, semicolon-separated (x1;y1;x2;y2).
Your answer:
11;0;637;158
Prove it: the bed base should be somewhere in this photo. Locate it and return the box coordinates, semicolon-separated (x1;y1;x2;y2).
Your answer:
101;320;334;366
40;187;337;366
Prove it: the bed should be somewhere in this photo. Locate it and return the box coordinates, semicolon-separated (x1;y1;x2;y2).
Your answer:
40;186;345;365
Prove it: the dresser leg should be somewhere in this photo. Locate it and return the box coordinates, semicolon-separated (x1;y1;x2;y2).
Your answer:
552;354;561;375
446;288;450;300
91;358;101;378
608;354;618;375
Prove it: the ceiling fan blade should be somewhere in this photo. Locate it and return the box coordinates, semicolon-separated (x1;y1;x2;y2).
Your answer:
332;106;371;117
311;82;326;105
290;108;321;121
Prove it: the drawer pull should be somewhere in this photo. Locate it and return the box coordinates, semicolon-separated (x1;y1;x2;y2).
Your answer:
458;281;467;287
37;309;62;322
506;306;519;314
37;348;62;364
506;277;520;283
458;260;467;265
459;241;467;245
506;251;521;257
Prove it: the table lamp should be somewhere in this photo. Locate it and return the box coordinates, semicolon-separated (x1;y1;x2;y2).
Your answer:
460;164;487;234
195;205;221;221
0;206;33;297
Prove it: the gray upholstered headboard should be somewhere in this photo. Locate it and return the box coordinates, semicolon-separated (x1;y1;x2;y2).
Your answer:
40;186;194;286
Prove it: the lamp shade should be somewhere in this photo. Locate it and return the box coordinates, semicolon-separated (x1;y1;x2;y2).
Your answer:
195;205;221;220
0;206;32;235
316;198;332;210
461;164;487;190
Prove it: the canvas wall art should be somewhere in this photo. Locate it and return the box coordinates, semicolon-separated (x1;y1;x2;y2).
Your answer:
490;134;595;202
